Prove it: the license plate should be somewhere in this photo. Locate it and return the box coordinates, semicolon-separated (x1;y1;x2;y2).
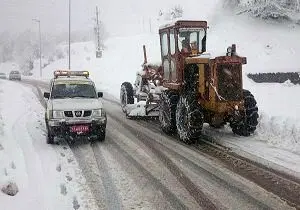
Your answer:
70;125;89;133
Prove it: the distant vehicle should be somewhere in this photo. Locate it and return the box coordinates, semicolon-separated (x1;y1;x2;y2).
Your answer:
0;72;7;79
22;71;33;76
43;70;107;144
8;71;21;81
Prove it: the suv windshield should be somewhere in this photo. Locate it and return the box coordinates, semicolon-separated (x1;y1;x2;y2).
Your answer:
51;82;97;99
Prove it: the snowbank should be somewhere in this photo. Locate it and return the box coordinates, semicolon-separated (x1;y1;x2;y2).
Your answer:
257;113;300;153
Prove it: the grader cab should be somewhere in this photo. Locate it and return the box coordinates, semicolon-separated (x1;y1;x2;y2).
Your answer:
120;20;259;144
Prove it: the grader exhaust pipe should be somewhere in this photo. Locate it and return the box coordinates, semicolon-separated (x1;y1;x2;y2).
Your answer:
143;45;147;65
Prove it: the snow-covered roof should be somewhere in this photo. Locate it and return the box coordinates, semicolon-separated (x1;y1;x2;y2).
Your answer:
192;52;211;59
159;20;208;30
202;51;228;58
159;20;179;29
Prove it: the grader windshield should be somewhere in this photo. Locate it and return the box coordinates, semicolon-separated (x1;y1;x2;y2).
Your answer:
178;27;206;54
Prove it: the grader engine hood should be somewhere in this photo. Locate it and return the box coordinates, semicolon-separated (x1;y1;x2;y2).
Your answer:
213;55;246;101
183;50;246;102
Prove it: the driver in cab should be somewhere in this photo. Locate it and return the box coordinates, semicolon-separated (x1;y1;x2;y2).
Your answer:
181;38;191;53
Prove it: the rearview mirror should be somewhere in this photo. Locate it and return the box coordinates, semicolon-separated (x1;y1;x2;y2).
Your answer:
98;92;103;98
44;92;50;99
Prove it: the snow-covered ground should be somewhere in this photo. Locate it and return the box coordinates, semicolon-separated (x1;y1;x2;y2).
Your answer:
2;0;300;176
0;79;98;210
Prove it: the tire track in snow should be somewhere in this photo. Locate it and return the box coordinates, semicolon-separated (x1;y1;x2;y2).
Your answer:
107;112;218;210
69;142;119;210
103;130;190;209
90;142;123;210
134;119;300;209
134;119;272;208
135;117;300;209
106;104;295;210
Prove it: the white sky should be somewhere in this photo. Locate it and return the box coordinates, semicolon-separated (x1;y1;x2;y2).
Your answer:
0;0;221;36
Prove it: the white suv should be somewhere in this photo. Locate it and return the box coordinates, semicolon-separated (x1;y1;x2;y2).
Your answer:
44;70;107;144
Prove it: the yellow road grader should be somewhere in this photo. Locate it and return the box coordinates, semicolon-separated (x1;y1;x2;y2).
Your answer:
120;20;259;144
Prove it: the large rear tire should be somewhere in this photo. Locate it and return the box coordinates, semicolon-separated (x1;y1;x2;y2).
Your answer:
230;89;259;136
120;82;134;112
176;95;203;144
159;90;179;134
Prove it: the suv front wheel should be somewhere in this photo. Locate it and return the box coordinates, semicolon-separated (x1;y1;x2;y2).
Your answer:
45;118;55;144
96;128;106;141
47;133;55;144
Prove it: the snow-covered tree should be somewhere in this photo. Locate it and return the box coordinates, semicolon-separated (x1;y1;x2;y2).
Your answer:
158;5;184;21
225;0;300;22
170;5;184;20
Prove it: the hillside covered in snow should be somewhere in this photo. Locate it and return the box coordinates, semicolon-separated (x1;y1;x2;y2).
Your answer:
226;0;300;23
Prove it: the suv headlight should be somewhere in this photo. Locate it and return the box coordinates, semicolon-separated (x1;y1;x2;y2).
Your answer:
52;110;64;119
92;109;105;117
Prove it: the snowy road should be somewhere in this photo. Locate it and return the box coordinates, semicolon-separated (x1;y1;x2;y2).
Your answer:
1;0;300;209
2;79;294;210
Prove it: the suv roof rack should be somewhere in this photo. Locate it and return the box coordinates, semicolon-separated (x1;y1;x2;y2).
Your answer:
54;70;89;78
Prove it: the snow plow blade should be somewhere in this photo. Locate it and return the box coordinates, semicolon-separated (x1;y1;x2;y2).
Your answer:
124;101;159;119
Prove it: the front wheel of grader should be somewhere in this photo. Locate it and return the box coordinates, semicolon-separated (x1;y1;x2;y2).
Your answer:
176;95;204;144
175;63;203;144
159;90;179;134
120;82;134;113
230;89;259;136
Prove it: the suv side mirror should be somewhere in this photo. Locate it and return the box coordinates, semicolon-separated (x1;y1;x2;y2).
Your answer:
98;92;103;98
44;92;50;99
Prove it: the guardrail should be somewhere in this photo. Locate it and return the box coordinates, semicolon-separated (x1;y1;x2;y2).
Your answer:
247;72;300;84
